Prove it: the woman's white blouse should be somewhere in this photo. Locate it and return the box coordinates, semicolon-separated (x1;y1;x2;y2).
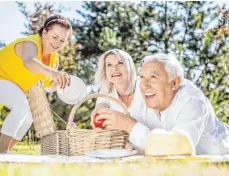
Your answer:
129;79;229;155
96;79;147;125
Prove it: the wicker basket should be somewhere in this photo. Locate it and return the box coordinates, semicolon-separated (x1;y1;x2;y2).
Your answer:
27;83;129;156
66;93;129;156
26;82;56;138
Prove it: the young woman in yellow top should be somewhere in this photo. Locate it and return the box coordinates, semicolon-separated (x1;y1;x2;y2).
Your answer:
0;15;72;153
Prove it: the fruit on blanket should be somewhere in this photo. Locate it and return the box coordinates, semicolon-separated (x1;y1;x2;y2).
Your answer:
93;113;105;128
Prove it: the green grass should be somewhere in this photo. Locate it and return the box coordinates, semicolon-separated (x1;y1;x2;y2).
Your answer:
0;161;229;176
12;142;40;155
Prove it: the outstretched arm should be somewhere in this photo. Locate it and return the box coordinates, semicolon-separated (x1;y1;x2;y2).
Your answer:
15;41;69;88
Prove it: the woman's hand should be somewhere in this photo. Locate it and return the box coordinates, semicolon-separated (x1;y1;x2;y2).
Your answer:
90;103;109;128
50;70;70;89
96;108;137;133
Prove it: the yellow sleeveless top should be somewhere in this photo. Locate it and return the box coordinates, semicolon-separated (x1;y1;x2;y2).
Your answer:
0;34;59;92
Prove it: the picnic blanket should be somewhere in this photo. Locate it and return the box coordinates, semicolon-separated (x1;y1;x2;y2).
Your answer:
1;153;229;163
1;154;229;176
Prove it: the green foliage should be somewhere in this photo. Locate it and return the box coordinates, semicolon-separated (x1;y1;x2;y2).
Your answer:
0;105;9;127
74;1;229;123
16;2;63;35
99;27;122;51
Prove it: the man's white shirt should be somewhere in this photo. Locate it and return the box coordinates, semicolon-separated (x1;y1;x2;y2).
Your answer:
129;79;229;155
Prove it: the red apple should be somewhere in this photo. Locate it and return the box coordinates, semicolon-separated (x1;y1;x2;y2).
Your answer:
93;113;105;128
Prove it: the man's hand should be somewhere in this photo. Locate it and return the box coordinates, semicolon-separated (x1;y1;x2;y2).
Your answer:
96;108;137;133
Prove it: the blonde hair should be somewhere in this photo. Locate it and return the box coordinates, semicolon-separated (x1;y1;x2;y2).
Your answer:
94;49;137;95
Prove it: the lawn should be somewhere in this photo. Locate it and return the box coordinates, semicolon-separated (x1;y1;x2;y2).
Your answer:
12;142;40;155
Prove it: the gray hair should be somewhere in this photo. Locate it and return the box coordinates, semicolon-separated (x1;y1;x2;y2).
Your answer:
94;49;137;95
141;53;184;84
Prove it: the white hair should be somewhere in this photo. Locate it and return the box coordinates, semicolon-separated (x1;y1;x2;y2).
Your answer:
94;49;137;95
142;53;184;84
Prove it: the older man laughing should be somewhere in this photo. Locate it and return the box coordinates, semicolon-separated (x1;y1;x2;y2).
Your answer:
97;53;229;155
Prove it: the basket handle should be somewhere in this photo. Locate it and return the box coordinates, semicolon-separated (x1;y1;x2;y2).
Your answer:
67;93;130;128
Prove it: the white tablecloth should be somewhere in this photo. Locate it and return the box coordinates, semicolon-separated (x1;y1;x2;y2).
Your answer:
0;154;145;163
1;154;229;163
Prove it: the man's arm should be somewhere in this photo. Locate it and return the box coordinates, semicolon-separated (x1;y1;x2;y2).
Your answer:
128;122;151;151
172;98;207;146
128;99;208;151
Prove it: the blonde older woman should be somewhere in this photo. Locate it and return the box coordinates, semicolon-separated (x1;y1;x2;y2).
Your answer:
91;49;147;127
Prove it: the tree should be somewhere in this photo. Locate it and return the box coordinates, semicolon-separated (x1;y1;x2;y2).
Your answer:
202;5;229;120
74;1;229;122
73;2;153;64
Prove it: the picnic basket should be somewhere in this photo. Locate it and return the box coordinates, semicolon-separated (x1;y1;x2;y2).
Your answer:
26;83;129;156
